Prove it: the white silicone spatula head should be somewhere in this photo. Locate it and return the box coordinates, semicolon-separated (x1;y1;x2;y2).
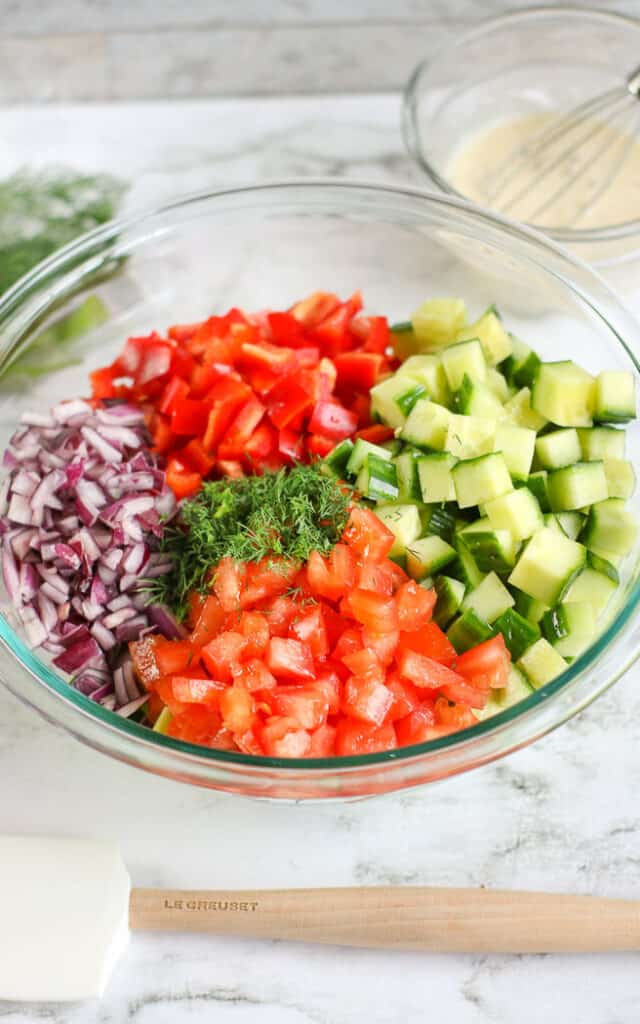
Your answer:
0;836;130;1001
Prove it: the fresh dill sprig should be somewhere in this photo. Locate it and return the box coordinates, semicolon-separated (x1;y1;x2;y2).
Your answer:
148;464;352;619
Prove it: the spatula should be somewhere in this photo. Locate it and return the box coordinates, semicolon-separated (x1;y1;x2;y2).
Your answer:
3;835;639;1002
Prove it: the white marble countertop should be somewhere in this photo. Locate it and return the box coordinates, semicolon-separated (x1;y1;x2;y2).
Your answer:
2;94;640;1024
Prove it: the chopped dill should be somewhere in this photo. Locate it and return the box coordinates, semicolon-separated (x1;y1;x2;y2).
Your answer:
148;464;352;619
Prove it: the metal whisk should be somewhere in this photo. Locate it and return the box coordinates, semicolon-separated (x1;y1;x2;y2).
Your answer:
482;63;640;227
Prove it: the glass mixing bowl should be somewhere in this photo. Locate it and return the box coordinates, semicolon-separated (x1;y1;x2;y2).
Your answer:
1;180;639;801
403;6;640;266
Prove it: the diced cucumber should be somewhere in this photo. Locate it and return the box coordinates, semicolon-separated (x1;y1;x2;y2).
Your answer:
457;308;513;365
381;439;403;456
525;470;551;512
452;452;512;509
503;387;548;432
453;374;505;419
534;428;581;470
356;455;399;502
587;550;619;583
531;361;595;427
398;354;451;406
593;370;636;423
463;571;514;623
564;566;617;613
401;399;451;450
410;297;467;349
518;638;568;688
577;426;625;461
451;535;484;589
323;438;354;478
406;535;456;579
543;513;565;536
555;511;586;541
394;450;422;502
493;608;540;661
369;376;413;429
484;487;543;541
494;423;536;481
423;504;457;543
504;337;542;389
346;438;393;477
441;338;487;390
581;498;638;556
417;452;457;503
395;382;428;417
447;608;494;653
153;707;173;734
547;461;608;511
508;527;586;606
445;414;496;459
513;588;549;624
542;601;596;658
604;458;636;500
487;367;512;403
476;666;534;719
433;575;466;628
390;321;417;361
459;518;518;573
372;503;422;557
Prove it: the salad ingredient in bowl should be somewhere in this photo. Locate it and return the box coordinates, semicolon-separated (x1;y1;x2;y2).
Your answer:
1;286;636;761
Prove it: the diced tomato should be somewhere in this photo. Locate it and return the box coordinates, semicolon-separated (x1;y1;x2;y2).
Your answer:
171;675;224;705
167;705;222;745
394;703;438;746
238;611;270;658
213;557;243;612
332;626;362;663
260;717;312;758
343;675;393;726
186;591;207;629
355;560;395;596
334;352;384;390
308;722;336;757
165;457;202;500
361;627;399;667
353;424;395;445
235;657;277;693
342;506;395;562
270;686;329;729
201;631;247;681
335;719;396;756
455;634;511;691
190;595;226;647
395;581;436;632
306;544;354;602
313;670;341;715
239;558;299;608
130;635;161;686
342;648;385;686
434;696;478;731
439;677;488;710
266;637;315;681
263;595;300;637
308;400;359;441
291;605;329;660
398;621;457;666
220;687;255;733
385;674;423;722
397;648;465;691
348;588;398;634
235;728;264;756
151;637;194;677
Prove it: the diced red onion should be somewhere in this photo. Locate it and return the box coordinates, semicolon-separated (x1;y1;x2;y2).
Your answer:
91;620;116;651
19;605;48;648
147;604;188;640
115;694;148;717
115;615;149;643
81;425;123;464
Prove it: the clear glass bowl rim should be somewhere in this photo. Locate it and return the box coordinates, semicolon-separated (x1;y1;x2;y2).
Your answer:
402;4;640;245
0;177;639;781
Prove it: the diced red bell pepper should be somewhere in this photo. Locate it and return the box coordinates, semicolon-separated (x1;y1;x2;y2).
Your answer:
217;395;266;459
278;428;305;462
306;434;336;457
245;422;277;461
165;457;202;499
289;291;341;328
353;424;395;445
180;438;216;476
168;321;204;344
267;311;307;347
266;376;314;430
159;375;190;416
237;340;296;376
308;400;359;441
171;398;210;436
334;352;385;390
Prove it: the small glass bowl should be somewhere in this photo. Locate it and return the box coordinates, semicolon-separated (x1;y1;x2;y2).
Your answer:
1;180;640;801
403;6;640;266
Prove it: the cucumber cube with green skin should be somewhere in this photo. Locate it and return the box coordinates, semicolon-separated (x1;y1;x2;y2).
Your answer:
564;566;617;613
417;452;457;503
322;438;354;478
369;376;413;429
422;504;457;543
494;423;536;481
398;354;451;406
410;297;467;349
457;309;513;365
604;458;636;500
555;511;586;541
451;536;484;589
395;383;428;417
493;608;540;661
453;374;505;419
445;415;496;459
475;666;534;719
512;351;542;390
513;588;549;624
577;426;625;461
463;571;514;623
542;601;596;658
401;399;452;450
593;370;636;423
452;452;513;509
406;535;456;580
525;470;550;512
547;461;609;511
587;550;619;583
543;514;565;536
394;450;422;502
581;498;638;556
459;518;518;573
518;638;568;688
503;387;548;432
356;455;399;502
531;361;596;427
486;367;512;402
441;338;487;391
447;608;494;653
346;438;393;477
374;503;422;557
508;527;586;606
433;575;466;628
535;428;581;470
484;487;543;541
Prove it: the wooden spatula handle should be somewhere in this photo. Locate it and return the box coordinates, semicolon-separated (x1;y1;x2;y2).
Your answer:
129;887;640;952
